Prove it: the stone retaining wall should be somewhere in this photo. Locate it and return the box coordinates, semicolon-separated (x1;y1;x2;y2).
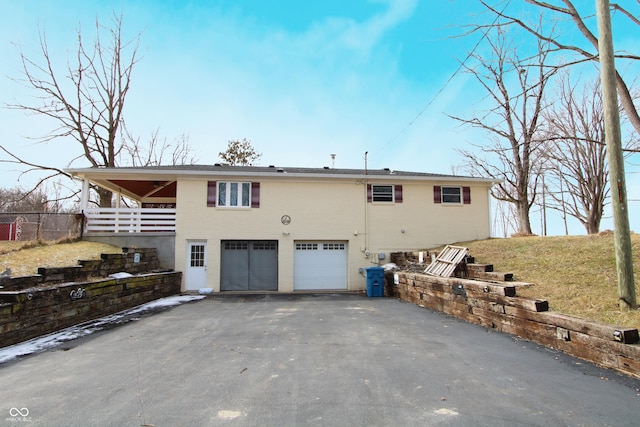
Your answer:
388;271;640;378
0;248;161;291
0;248;181;349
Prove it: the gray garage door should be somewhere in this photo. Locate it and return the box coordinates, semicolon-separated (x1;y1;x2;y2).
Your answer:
220;240;278;291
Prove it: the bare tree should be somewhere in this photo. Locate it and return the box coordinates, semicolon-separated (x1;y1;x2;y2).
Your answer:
0;187;49;213
3;13;140;207
492;199;519;237
478;0;640;136
219;139;262;166
541;74;611;234
120;127;197;167
451;26;556;235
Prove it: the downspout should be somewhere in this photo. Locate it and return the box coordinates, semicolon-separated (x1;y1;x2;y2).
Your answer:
364;152;369;257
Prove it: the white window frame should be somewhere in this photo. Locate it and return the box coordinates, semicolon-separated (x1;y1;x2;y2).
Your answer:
217;182;251;208
441;186;462;204
372;185;394;202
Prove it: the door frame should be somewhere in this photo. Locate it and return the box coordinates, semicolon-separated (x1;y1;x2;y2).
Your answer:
185;240;207;291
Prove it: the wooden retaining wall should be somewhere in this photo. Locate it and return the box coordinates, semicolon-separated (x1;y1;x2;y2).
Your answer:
388;271;640;378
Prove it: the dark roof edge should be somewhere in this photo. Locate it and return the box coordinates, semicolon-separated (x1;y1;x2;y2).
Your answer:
65;165;498;183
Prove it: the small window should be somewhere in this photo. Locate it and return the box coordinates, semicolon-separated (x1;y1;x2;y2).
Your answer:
253;242;277;251
224;241;248;250
296;243;318;251
442;187;462;204
190;244;205;267
218;182;251;207
372;185;394;202
323;243;345;251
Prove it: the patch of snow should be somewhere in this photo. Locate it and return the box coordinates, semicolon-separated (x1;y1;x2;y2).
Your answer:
382;263;398;271
0;295;205;365
109;272;134;279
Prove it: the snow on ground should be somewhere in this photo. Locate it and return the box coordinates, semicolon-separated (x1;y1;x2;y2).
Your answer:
0;295;205;365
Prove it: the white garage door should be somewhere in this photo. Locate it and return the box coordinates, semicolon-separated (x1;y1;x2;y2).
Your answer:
294;242;348;290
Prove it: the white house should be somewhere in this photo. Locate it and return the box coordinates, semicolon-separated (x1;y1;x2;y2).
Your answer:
67;165;496;292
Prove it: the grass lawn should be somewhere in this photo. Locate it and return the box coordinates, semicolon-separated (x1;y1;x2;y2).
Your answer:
0;240;121;277
451;234;640;330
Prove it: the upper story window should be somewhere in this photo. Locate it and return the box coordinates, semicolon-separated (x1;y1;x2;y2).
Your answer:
367;184;403;203
372;185;393;202
207;181;260;208
434;186;471;205
218;182;251;207
442;186;462;204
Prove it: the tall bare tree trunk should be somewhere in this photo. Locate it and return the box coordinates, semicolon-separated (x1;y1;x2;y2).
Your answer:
4;13;140;208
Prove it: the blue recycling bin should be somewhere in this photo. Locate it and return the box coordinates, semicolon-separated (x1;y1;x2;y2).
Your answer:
366;266;385;297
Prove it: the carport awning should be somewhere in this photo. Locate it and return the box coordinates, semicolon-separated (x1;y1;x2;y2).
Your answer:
106;179;177;201
69;173;177;204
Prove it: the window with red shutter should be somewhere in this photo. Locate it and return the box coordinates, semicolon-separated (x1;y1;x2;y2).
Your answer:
367;184;399;203
212;181;258;208
394;185;403;203
251;182;260;208
207;181;216;207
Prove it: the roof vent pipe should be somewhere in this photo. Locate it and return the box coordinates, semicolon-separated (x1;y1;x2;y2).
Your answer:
364;151;368;175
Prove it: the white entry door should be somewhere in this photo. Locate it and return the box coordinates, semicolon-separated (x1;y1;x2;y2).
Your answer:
186;241;207;291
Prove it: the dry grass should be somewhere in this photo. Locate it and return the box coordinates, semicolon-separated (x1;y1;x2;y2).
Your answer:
0;240;122;277
448;234;640;330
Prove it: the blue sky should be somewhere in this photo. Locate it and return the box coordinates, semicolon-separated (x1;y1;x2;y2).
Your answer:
0;0;639;236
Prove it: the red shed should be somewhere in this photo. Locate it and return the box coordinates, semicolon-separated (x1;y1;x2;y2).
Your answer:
0;215;27;241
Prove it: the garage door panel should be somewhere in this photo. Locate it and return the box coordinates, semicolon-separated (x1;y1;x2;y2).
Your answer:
294;242;347;290
221;240;278;291
221;241;249;291
249;241;278;291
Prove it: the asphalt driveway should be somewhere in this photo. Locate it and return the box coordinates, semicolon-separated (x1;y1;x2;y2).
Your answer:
1;293;639;426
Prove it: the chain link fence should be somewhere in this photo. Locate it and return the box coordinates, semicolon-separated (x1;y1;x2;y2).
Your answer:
0;212;84;242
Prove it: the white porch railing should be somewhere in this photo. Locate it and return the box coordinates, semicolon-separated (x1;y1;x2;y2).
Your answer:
84;208;176;233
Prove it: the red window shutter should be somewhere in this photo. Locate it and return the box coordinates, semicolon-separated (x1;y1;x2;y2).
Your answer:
367;184;372;203
463;186;471;204
433;186;442;204
394;185;403;203
251;182;260;208
207;181;216;207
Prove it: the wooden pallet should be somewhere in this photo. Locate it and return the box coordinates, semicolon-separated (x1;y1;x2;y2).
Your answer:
424;245;468;277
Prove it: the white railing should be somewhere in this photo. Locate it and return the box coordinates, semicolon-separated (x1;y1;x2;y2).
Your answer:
84;208;176;233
